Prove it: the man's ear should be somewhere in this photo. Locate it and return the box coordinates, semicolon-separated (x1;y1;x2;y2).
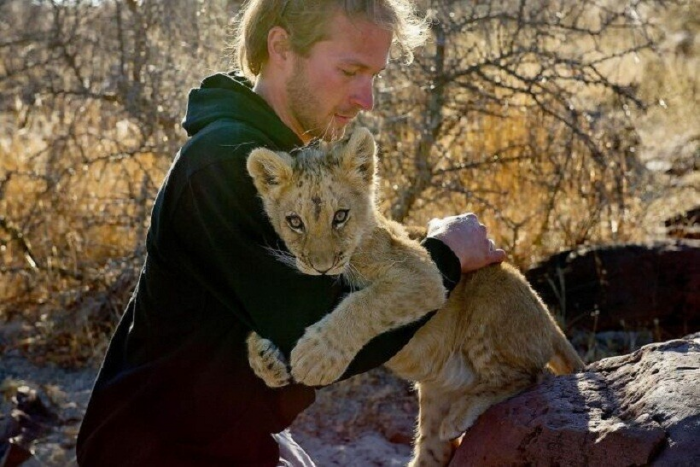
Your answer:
339;127;377;186
247;148;294;195
267;26;292;66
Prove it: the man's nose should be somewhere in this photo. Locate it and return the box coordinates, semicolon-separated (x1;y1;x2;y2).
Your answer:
350;77;374;111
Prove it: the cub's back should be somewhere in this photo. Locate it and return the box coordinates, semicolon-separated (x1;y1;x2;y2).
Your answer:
448;263;563;373
391;263;564;380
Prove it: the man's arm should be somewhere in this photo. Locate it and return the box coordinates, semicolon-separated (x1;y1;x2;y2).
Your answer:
162;123;504;383
337;214;505;381
244;211;504;385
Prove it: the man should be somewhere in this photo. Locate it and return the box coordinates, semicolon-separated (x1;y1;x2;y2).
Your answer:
77;1;506;466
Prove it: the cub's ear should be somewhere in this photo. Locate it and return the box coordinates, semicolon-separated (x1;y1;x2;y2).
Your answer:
339;127;377;186
246;148;294;195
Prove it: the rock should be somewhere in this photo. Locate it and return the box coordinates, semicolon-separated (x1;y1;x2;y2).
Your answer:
0;442;33;467
450;333;700;467
0;385;61;467
11;386;59;447
526;241;700;338
0;413;33;467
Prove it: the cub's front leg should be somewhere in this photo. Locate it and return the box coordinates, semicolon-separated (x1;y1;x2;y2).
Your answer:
290;268;446;387
246;332;292;388
289;301;365;387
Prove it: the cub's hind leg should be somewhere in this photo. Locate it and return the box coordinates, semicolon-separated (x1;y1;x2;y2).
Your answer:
439;367;537;441
410;383;456;467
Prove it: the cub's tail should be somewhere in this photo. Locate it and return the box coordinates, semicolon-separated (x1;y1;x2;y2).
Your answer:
547;331;586;375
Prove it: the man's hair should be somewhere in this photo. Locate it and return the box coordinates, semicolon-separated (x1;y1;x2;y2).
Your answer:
234;0;428;79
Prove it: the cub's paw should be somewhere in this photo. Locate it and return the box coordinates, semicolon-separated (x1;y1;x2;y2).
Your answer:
409;442;455;467
439;403;481;441
439;417;468;442
290;323;355;387
246;332;292;388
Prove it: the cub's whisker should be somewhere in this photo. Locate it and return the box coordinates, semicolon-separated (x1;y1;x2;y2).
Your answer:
263;245;302;274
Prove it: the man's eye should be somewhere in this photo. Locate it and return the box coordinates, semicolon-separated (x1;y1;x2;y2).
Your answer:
340;69;356;77
333;209;349;225
286;215;304;231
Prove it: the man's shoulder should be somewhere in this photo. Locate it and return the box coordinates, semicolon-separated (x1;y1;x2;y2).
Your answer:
184;119;275;158
176;120;278;177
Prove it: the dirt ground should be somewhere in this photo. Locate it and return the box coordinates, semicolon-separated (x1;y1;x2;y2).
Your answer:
1;348;417;466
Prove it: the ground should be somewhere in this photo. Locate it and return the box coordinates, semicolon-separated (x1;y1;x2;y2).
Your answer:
2;326;663;466
1;350;417;466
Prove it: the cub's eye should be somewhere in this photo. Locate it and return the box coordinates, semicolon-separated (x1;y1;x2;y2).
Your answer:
333;209;349;226
286;214;304;232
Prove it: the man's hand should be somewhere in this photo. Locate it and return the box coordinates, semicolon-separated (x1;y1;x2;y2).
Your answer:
427;213;506;273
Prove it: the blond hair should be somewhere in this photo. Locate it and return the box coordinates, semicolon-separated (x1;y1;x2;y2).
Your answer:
234;0;428;79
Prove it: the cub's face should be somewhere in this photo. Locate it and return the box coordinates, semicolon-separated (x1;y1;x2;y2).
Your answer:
247;127;378;276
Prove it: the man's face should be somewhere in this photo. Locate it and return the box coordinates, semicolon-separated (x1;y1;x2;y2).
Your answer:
284;12;392;142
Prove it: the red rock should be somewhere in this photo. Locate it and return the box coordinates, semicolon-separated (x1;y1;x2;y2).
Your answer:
526;241;700;338
451;334;700;466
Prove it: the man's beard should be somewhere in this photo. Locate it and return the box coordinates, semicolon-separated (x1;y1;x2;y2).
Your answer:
286;58;346;142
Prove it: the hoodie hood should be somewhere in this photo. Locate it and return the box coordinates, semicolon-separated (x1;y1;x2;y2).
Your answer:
182;72;302;150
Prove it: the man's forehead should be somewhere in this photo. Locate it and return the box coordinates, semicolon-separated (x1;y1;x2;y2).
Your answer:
319;12;392;67
338;57;387;73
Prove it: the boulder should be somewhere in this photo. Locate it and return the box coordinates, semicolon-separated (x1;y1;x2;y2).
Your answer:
526;241;700;338
0;386;59;467
450;333;700;466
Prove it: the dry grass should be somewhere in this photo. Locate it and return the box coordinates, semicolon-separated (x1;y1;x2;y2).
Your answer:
373;1;699;269
1;107;164;366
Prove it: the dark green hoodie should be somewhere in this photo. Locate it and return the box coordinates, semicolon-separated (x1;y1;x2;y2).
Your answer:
76;72;460;467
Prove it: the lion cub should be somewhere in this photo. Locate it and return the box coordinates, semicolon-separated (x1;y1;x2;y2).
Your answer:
246;128;584;467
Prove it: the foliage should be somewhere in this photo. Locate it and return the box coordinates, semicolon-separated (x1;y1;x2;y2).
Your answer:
368;0;696;266
1;0;238;364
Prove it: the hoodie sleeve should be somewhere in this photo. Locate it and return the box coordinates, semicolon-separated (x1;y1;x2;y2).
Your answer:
421;237;462;293
337;237;461;380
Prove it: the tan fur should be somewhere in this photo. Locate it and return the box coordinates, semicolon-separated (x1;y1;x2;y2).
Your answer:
247;128;585;467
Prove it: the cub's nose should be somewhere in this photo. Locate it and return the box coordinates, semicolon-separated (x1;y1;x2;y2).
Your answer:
313;266;333;275
307;253;338;276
